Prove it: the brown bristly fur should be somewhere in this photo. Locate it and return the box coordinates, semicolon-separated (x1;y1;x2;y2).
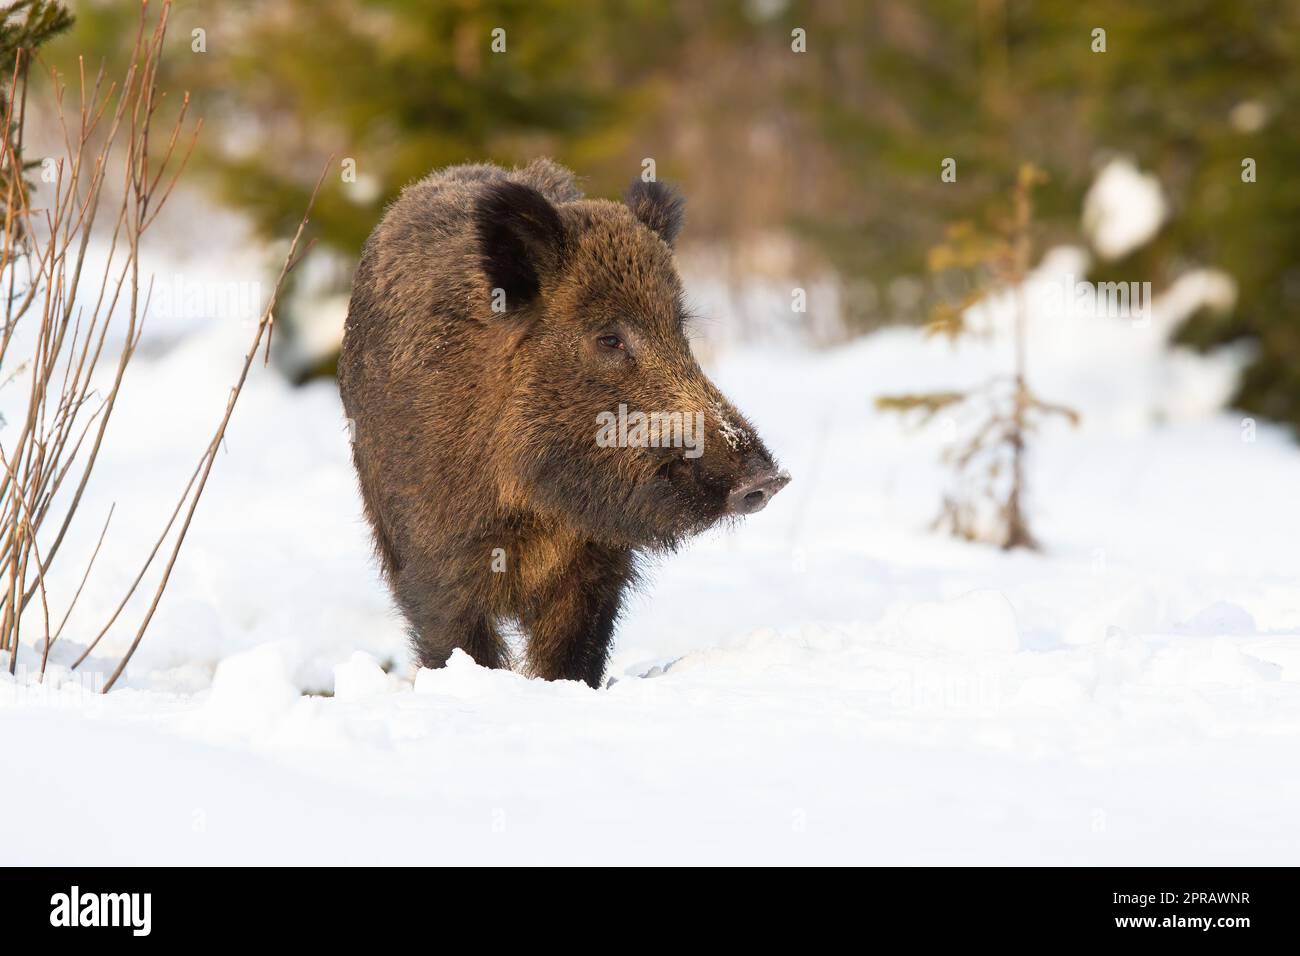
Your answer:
339;159;786;687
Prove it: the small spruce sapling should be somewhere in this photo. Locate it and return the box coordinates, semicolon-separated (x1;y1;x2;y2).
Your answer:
876;164;1078;550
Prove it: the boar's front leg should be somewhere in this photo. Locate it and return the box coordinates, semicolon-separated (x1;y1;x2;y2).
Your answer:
523;544;633;688
396;556;510;671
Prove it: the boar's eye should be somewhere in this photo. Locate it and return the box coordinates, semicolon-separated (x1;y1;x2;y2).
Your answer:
596;334;626;351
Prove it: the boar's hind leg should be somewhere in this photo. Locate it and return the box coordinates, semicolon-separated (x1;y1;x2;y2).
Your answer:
396;560;509;671
523;546;632;688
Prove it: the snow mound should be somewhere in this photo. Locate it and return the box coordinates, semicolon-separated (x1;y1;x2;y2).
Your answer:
202;643;300;735
898;590;1020;655
333;651;394;700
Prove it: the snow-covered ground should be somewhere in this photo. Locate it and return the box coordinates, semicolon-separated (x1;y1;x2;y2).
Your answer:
4;243;1300;865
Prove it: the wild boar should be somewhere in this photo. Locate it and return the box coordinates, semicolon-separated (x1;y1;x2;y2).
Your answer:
339;159;788;687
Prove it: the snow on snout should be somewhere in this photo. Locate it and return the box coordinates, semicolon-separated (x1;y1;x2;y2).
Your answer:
712;400;750;451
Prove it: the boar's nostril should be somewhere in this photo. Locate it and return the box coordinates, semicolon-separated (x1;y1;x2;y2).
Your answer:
727;469;790;516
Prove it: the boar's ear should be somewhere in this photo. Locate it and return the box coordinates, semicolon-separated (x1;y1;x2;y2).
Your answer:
474;180;567;311
625;179;685;246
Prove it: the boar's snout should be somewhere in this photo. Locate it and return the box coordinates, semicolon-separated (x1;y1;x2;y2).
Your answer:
726;460;791;515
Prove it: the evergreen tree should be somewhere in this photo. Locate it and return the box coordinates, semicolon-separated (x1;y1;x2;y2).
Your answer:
0;0;73;233
877;165;1078;549
792;0;1300;430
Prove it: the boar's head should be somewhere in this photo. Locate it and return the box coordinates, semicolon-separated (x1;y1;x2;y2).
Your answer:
476;176;789;549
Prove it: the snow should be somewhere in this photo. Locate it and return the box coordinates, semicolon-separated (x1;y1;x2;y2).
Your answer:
3;240;1300;865
1082;158;1167;260
334;650;398;701
898;590;1020;655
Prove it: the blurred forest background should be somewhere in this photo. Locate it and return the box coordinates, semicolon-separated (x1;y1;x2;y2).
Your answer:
30;0;1300;430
